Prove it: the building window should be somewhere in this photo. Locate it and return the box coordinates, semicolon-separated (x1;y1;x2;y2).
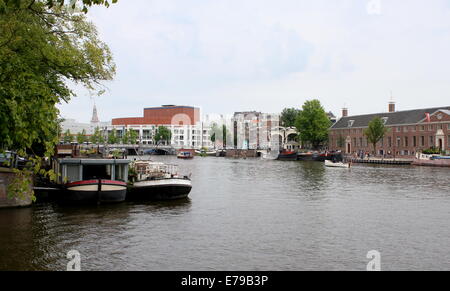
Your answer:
404;137;409;147
421;136;425;147
430;136;434;146
413;136;417;147
397;137;401;147
348;120;355;127
403;126;408;133
382;117;388;125
448;135;450;148
420;125;425;131
388;137;392;148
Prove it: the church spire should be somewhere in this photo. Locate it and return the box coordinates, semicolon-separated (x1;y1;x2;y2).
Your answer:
91;103;100;124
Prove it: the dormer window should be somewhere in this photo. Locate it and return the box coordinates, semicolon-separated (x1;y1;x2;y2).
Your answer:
348;120;355;128
382;117;388;125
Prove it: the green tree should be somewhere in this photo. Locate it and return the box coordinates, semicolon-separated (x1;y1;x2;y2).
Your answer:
280;108;300;128
122;129;129;144
76;129;87;144
129;130;138;144
108;128;118;144
154;126;171;145
63;129;73;143
90;127;103;144
295;99;331;149
0;0;119;13
0;1;114;153
363;117;390;155
0;0;114;200
98;129;105;144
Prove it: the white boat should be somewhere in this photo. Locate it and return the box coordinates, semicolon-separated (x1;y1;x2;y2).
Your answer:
325;160;351;168
128;161;192;200
261;150;279;160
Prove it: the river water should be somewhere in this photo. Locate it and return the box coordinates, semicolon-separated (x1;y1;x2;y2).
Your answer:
0;156;449;271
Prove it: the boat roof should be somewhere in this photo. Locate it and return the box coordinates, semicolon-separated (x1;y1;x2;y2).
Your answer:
58;158;131;165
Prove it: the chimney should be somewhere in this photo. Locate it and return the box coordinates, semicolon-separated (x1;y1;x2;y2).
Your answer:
389;102;396;113
342;108;348;117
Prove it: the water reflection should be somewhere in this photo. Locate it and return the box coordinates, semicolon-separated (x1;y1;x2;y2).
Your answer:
1;157;449;270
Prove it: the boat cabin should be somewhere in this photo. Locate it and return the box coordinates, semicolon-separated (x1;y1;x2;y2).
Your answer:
53;158;131;184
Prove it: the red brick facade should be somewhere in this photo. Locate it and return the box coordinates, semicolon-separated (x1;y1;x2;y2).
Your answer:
112;106;200;126
329;109;450;156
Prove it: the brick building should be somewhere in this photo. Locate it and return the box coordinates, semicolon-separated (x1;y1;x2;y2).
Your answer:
329;103;450;157
112;105;200;126
107;105;212;149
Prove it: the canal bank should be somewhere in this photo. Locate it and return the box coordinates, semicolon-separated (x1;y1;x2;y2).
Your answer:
0;168;32;209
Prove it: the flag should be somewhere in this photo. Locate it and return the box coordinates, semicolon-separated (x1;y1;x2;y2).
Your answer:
425;113;431;123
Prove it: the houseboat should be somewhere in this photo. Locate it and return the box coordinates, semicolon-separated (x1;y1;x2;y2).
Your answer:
277;150;298;161
127;161;192;201
52;158;131;204
413;153;450;167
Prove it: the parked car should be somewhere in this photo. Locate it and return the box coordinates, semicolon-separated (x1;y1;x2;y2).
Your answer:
0;151;27;169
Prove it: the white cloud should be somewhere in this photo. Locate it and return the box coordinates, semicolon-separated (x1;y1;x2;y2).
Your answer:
58;0;450;122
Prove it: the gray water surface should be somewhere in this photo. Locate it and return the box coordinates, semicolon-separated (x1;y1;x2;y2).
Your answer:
0;157;449;270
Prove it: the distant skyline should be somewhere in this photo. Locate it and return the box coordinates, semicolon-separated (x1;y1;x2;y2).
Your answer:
58;0;450;123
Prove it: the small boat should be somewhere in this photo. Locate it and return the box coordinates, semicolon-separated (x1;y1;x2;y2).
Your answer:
261;150;279;160
52;158;131;204
412;153;450;167
128;161;192;201
195;149;217;157
325;160;351;168
177;150;194;159
277;150;298;161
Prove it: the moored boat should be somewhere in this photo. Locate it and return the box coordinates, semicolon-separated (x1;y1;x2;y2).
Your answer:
177;150;194;159
128;161;192;201
52;158;130;204
413;153;450;167
297;152;314;161
277;150;298;161
195;149;217;157
325;160;351;168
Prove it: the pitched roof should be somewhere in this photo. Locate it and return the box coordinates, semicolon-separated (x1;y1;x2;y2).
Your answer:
331;106;450;129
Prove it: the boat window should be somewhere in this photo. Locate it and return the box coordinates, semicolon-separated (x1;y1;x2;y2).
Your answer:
82;165;112;180
66;165;81;182
115;164;127;182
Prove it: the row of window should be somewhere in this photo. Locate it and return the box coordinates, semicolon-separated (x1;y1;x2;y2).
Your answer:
335;123;450;135
332;135;450;149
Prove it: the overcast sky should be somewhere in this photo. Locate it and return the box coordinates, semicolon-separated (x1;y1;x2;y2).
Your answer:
58;0;450;123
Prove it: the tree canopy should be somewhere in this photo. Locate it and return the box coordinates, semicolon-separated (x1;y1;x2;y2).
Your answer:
280;108;300;128
0;0;115;156
154;126;171;145
0;0;118;14
363;117;390;155
295;100;331;149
